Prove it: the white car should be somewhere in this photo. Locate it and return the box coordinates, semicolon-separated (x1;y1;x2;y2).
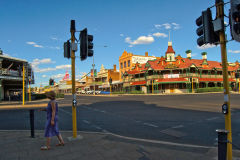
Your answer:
86;90;93;94
95;91;101;94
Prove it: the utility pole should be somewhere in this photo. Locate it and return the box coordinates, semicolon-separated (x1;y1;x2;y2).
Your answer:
22;65;25;105
216;0;232;159
70;20;77;138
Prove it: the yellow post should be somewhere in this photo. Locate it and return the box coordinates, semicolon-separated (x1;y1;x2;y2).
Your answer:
239;79;240;94
70;20;77;138
29;82;31;102
192;78;194;93
152;80;154;94
216;1;232;159
110;85;112;95
22;65;25;105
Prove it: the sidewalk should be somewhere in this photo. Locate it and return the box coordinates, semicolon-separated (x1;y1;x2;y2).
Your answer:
1;130;240;160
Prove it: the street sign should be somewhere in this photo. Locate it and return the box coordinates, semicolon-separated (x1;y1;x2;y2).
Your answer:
73;99;77;107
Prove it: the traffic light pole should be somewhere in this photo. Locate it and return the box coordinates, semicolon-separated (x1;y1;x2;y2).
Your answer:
216;1;232;159
71;24;77;138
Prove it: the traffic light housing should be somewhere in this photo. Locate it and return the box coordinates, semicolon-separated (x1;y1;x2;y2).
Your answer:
230;0;240;42
196;8;219;46
80;28;94;61
49;78;54;86
63;40;71;59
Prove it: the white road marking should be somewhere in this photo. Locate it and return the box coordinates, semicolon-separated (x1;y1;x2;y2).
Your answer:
93;126;102;130
171;125;184;129
143;122;158;128
206;117;219;121
59;108;72;116
83;120;90;124
102;129;109;133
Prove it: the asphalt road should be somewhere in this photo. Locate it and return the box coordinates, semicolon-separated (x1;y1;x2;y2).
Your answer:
1;93;240;148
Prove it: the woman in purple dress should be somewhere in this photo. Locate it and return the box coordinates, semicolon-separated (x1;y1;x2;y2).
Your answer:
41;91;64;150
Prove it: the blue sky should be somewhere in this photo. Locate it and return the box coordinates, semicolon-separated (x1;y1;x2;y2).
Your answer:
0;0;239;87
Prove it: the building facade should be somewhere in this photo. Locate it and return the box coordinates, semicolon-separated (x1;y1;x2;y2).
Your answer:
0;53;34;100
119;50;157;82
123;42;239;94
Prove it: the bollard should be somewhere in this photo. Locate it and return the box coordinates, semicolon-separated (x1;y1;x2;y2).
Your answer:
30;109;35;138
216;129;229;160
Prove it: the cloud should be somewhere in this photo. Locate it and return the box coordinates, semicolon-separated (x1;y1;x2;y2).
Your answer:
172;23;180;30
32;58;55;66
26;41;44;48
26;42;36;45
162;23;171;30
33;44;44;48
154;24;161;29
228;50;240;53
191;53;198;57
42;75;47;78
125;36;154;46
197;44;216;49
35;64;71;73
56;65;71;70
152;32;168;38
120;34;124;37
50;37;58;40
154;23;180;30
51;74;65;79
31;58;56;73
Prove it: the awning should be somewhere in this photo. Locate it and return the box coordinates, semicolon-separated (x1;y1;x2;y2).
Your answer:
199;78;236;82
130;81;146;86
156;78;188;83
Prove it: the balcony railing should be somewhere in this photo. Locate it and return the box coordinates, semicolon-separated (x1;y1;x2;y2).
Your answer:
1;69;21;77
124;73;236;83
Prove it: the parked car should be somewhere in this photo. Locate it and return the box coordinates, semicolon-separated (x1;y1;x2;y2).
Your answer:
95;91;101;94
86;90;93;94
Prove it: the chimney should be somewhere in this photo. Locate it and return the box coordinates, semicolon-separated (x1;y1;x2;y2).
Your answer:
201;52;207;60
185;50;191;59
113;64;116;71
145;52;148;57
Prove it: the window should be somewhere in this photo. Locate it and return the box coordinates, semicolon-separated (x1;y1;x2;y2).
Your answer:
128;60;130;67
124;61;126;68
121;63;123;69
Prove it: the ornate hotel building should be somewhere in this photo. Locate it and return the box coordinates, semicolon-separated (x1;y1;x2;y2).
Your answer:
122;41;239;93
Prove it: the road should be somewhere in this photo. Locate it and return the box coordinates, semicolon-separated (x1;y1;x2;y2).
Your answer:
1;93;240;148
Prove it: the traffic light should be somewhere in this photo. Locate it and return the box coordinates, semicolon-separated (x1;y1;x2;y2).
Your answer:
80;28;94;61
49;78;54;86
230;0;240;42
63;40;71;59
235;72;240;78
196;8;219;46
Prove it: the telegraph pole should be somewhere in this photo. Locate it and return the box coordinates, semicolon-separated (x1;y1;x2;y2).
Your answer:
216;0;232;159
70;20;77;138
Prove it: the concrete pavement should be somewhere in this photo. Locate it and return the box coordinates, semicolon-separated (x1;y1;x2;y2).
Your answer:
2;130;239;160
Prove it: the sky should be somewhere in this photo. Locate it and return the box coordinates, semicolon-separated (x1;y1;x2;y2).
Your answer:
0;0;240;87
